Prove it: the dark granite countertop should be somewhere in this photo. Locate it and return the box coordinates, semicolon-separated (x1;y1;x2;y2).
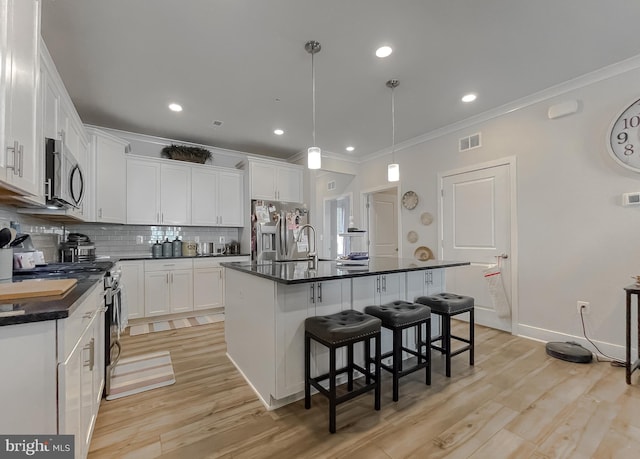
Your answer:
0;274;104;327
221;258;470;285
114;253;251;262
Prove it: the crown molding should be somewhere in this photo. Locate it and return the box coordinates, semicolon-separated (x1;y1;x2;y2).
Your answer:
362;53;640;163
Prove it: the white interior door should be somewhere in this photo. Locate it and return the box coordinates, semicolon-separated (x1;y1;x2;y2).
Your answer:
369;190;398;258
441;162;514;332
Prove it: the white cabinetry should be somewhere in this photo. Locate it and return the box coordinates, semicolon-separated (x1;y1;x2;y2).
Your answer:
0;282;105;459
193;258;224;311
351;273;405;310
119;260;145;320
161;162;191;225
191;167;244;226
0;0;40;196
87;127;128;223
405;269;443;301
274;279;349;399
144;259;193;316
249;160;303;202
126;157;160;224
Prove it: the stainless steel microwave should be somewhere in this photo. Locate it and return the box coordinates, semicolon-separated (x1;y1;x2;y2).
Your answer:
45;137;85;208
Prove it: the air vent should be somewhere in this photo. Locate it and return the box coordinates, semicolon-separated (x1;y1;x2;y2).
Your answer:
212;120;223;127
459;132;482;152
327;180;336;191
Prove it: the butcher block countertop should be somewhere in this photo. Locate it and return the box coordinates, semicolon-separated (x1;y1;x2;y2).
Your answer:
0;276;102;327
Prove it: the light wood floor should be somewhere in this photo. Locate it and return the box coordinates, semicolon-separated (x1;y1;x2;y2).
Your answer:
89;321;640;458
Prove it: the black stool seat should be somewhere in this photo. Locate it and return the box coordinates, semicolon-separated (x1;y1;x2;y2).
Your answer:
365;300;431;327
305;310;381;344
364;301;431;401
416;293;474;314
415;293;475;377
305;309;381;433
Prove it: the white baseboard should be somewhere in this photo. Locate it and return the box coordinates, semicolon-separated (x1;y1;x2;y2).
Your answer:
517;324;629;362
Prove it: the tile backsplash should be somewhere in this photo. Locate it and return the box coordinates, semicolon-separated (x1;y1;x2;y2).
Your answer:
68;223;240;258
0;204;240;260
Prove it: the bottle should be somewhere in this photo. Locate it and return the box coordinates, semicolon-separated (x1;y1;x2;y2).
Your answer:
152;240;162;258
172;237;182;257
162;238;172;257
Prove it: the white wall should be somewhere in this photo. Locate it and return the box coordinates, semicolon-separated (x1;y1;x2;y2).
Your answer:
349;63;640;357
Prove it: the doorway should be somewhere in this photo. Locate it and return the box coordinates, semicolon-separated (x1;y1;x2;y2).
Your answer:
365;187;399;259
323;194;351;259
439;158;517;333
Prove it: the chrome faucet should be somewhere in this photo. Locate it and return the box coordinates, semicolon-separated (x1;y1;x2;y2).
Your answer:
296;224;318;270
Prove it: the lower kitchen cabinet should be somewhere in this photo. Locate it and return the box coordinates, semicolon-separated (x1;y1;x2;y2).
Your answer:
193;258;224;310
144;259;194;316
274;279;349;399
118;260;145;319
0;281;105;459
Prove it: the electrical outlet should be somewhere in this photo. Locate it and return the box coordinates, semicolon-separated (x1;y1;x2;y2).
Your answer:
194;236;200;243
577;301;590;314
219;236;225;244
136;235;144;244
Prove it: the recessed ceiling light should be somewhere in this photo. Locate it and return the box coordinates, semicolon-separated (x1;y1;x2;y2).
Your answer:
376;46;393;58
346;146;355;152
274;129;284;136
168;103;183;112
461;93;477;103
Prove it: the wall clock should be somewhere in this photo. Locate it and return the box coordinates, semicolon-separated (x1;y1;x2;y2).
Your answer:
402;191;418;210
608;97;640;172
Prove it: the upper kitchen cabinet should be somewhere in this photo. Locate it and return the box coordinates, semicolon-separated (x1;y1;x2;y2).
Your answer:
249;159;303;203
86;127;128;224
191;167;244;227
0;0;41;196
126;156;191;225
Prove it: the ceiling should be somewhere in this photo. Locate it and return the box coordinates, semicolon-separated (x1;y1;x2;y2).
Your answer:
40;0;640;161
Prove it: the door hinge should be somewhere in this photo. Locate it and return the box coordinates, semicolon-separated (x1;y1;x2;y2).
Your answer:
441;189;444;197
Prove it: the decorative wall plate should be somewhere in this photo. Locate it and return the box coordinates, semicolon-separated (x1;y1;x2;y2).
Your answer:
402;191;418;210
420;212;433;226
407;230;418;243
414;246;434;261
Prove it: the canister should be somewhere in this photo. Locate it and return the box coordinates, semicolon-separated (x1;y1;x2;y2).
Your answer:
182;240;197;257
152;240;162;258
172;237;182;257
162;238;172;257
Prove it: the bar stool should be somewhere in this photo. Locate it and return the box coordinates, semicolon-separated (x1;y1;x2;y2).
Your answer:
304;309;382;433
364;301;431;401
415;293;474;377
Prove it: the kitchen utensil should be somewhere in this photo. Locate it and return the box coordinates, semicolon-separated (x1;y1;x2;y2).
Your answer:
0;278;77;301
414;246;434;261
0;228;11;248
8;227;16;245
199;242;214;255
9;234;29;247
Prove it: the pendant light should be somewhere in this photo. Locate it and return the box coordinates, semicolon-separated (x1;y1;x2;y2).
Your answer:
387;79;400;182
305;40;322;170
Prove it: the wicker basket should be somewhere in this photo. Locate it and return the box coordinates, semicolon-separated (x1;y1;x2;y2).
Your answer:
161;145;212;164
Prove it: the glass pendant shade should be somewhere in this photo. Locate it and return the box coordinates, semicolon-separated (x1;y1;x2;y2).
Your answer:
388;163;400;182
308;146;321;170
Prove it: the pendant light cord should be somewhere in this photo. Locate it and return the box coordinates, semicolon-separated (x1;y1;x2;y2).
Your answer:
391;85;396;162
312;49;316;147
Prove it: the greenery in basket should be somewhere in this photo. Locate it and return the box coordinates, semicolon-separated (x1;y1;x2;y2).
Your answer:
161;144;212;164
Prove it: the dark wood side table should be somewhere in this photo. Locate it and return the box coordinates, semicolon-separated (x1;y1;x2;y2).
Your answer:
624;284;640;384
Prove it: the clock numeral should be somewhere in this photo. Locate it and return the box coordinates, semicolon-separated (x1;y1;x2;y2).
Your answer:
618;132;629;144
623;115;640;130
624;144;634;156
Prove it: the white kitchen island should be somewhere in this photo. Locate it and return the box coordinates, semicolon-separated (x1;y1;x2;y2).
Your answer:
222;258;469;410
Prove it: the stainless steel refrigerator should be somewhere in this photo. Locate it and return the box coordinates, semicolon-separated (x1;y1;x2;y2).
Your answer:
251;200;309;262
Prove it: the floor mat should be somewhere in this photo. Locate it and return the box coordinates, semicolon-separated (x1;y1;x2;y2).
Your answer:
128;313;224;336
106;351;175;400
